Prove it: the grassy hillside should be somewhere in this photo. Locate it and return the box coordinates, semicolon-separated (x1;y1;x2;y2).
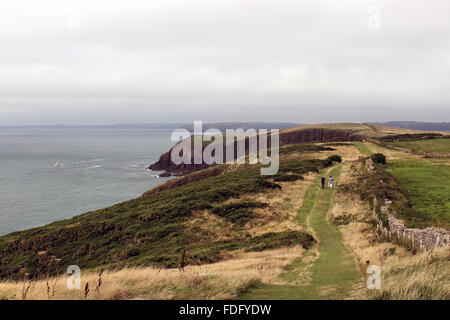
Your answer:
340;155;450;229
369;121;450;132
387;138;450;154
386;160;450;228
0;153;341;280
331;163;450;300
282;123;435;138
1;124;448;300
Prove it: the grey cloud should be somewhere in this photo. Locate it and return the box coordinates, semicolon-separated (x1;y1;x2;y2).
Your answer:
0;0;449;124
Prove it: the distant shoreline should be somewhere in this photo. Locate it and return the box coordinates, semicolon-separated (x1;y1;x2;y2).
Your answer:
0;121;448;132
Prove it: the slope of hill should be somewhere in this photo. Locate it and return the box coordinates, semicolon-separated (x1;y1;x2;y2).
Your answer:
149;123;369;176
0;124;448;300
0;148;344;280
148;123;440;176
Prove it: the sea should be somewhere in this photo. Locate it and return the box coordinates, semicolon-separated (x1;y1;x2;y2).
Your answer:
0;126;177;235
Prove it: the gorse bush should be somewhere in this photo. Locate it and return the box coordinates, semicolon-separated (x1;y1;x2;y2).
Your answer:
280;144;334;154
327;155;342;163
379;133;442;142
332;214;354;226
278;159;328;175
212;201;268;226
371;153;386;164
273;174;304;182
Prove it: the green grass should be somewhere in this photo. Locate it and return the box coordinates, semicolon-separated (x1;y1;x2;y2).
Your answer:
306;166;358;298
352;142;372;156
297;167;329;227
387;138;450;155
241;165;359;300
386;160;450;228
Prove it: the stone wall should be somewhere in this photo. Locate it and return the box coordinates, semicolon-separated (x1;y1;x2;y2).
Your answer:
376;199;450;251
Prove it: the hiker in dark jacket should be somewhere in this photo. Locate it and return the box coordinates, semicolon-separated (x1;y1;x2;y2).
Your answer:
321;176;325;189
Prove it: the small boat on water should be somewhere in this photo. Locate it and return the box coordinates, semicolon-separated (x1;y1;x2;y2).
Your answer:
54;162;61;167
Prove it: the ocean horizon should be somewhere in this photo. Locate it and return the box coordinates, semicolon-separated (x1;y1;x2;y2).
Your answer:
0;126;177;235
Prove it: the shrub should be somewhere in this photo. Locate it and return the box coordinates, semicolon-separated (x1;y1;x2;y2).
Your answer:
371;153;386;164
273;174;303;182
327;155;342;163
280;144;334;154
379;133;442;142
212;201;268;226
333;214;354;225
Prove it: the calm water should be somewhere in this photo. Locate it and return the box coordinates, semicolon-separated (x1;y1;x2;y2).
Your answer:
0;127;175;235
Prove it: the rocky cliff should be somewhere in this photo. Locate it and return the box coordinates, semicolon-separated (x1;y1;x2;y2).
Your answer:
148;128;363;176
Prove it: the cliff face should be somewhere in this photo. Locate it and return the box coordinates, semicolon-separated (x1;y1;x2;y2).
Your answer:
148;150;211;175
279;128;362;144
148;128;363;176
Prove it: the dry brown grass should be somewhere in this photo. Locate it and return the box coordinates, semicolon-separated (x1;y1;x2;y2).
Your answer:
0;246;305;300
183;210;234;241
370;125;450;136
365;142;422;160
282;123;376;135
366;142;450;168
370;248;449;300
281;123;434;138
334;163;450;300
244;172;315;236
279;144;361;163
321;144;364;161
184;171;317;241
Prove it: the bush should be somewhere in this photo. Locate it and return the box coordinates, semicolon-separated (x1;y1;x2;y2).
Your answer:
212;201;268;226
280;144;334;154
371;153;386;164
327;155;342;163
333;214;354;225
273;174;303;182
379;133;442;142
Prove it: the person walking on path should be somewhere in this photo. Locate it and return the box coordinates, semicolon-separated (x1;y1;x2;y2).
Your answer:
328;176;333;189
321;176;326;189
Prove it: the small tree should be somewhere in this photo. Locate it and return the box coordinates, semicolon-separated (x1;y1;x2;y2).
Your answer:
371;153;386;164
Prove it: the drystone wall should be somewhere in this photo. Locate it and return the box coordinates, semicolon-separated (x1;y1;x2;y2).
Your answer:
376;199;450;251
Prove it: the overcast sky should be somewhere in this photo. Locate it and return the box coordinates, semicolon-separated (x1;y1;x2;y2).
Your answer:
0;0;449;125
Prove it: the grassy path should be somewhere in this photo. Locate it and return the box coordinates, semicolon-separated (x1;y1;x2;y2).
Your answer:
352;141;372;156
241;165;359;299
